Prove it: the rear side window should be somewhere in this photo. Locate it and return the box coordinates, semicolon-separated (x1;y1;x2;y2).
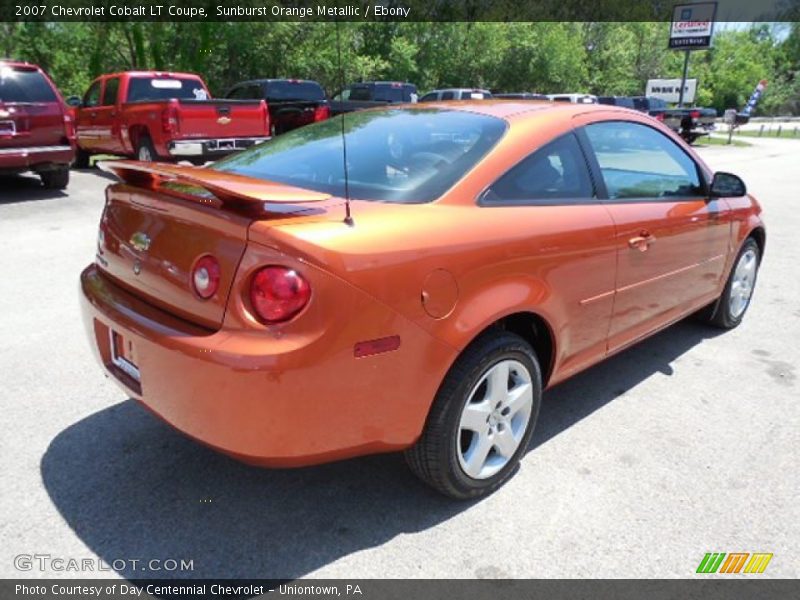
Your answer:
83;80;102;107
441;91;455;100
127;77;208;102
102;77;120;106
226;85;262;99
482;133;594;204
584;121;703;200
419;92;437;102
0;66;57;103
349;86;372;101
265;81;325;102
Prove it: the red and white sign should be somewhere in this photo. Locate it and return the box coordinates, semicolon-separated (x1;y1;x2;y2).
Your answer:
669;2;717;50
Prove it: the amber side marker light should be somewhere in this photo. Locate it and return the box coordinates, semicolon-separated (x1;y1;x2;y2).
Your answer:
354;335;401;358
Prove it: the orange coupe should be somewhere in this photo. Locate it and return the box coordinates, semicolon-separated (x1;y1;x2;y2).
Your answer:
80;102;764;498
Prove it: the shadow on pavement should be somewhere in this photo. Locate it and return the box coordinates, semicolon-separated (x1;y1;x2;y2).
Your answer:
0;174;67;203
41;319;722;579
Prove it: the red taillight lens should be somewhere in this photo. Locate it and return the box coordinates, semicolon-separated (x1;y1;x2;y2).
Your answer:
690;110;701;119
250;266;311;324
261;99;271;135
63;112;76;141
314;104;330;122
161;99;179;135
655;113;665;121
191;255;220;299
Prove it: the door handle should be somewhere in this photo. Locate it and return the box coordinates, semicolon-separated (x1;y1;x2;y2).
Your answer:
628;231;656;252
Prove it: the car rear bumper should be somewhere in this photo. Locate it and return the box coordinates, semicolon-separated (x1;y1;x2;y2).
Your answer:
0;144;74;172
79;263;453;467
167;137;270;157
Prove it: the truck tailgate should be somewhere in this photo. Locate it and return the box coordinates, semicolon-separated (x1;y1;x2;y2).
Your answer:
175;100;268;139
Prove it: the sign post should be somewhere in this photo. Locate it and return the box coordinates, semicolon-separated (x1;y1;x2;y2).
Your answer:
669;2;718;107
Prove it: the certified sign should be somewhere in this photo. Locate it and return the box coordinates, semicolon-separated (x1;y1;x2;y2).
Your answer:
669;2;718;50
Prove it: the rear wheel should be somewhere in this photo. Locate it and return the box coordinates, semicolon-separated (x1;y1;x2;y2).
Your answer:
136;135;156;162
699;238;760;329
405;331;542;499
73;148;91;169
40;166;70;190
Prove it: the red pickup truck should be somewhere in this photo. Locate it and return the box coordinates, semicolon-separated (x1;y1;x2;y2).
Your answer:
0;59;75;189
71;71;270;166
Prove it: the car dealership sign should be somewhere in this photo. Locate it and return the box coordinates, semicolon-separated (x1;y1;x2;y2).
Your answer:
669;2;718;50
646;78;697;103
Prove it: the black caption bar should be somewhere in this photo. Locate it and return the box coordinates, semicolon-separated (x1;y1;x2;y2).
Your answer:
3;580;799;600
1;0;798;22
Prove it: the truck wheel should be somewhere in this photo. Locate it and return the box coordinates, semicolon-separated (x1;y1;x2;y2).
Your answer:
405;330;542;499
73;148;91;169
40;166;70;190
136;136;156;162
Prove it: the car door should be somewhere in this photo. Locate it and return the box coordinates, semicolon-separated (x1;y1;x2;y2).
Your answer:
579;119;731;352
480;132;618;382
75;79;102;151
93;76;121;154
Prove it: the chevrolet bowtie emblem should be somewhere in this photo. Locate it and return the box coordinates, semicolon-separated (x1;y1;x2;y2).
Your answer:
217;116;231;125
130;232;151;252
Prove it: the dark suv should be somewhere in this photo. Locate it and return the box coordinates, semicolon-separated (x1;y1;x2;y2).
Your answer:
0;60;75;189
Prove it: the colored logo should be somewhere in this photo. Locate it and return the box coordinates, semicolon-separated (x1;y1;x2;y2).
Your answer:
696;552;773;574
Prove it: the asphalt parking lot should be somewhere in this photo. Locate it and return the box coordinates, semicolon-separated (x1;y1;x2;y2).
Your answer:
1;137;798;579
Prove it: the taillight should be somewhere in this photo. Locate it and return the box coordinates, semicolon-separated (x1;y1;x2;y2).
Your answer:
249;266;311;324
690;110;701;119
314;104;330;122
63;111;76;141
261;100;271;136
161;99;179;135
191;255;220;299
655;113;665;121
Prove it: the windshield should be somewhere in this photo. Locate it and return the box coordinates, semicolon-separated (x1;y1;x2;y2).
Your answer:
266;81;325;102
126;77;208;102
0;66;57;103
213;108;507;204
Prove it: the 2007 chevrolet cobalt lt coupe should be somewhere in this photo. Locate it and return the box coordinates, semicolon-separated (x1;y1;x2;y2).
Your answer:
81;102;764;498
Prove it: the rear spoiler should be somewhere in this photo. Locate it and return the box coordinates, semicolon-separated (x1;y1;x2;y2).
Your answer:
98;160;330;212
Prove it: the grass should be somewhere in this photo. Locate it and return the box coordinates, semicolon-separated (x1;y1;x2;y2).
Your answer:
729;128;800;139
695;135;752;147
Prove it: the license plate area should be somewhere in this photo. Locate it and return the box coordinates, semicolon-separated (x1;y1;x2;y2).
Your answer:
109;329;141;384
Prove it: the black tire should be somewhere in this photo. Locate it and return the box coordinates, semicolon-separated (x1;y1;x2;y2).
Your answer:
40;166;70;190
73;148;91;169
135;135;157;162
700;238;760;329
405;330;542;499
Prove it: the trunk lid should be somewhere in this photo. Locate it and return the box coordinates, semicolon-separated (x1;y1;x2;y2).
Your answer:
96;161;331;329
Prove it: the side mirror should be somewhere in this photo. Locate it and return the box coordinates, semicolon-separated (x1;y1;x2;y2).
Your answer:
710;171;747;198
65;95;81;108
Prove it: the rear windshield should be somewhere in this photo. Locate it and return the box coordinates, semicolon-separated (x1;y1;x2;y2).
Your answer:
0;66;57;103
213;108;507;204
126;77;208;102
265;81;325;102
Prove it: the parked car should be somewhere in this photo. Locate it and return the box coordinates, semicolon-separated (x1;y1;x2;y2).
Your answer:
81;102;764;499
0;59;75;189
419;88;492;101
631;96;717;144
70;70;271;166
547;93;598;104
494;92;549;101
329;81;417;116
597;95;635;109
225;78;330;136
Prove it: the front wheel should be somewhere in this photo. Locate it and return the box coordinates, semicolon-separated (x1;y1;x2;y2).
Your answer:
405;331;542;499
701;238;760;329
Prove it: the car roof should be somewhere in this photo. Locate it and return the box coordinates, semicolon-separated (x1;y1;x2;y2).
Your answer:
235;78;322;86
99;71;203;79
399;100;627;121
0;59;41;69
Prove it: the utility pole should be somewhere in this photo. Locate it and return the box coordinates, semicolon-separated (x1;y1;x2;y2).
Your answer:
677;50;690;107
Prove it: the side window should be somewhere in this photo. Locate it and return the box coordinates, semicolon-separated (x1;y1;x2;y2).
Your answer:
585;121;703;200
441;91;455;100
482;133;594;204
83;80;102;107
419;93;437;102
101;77;119;106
